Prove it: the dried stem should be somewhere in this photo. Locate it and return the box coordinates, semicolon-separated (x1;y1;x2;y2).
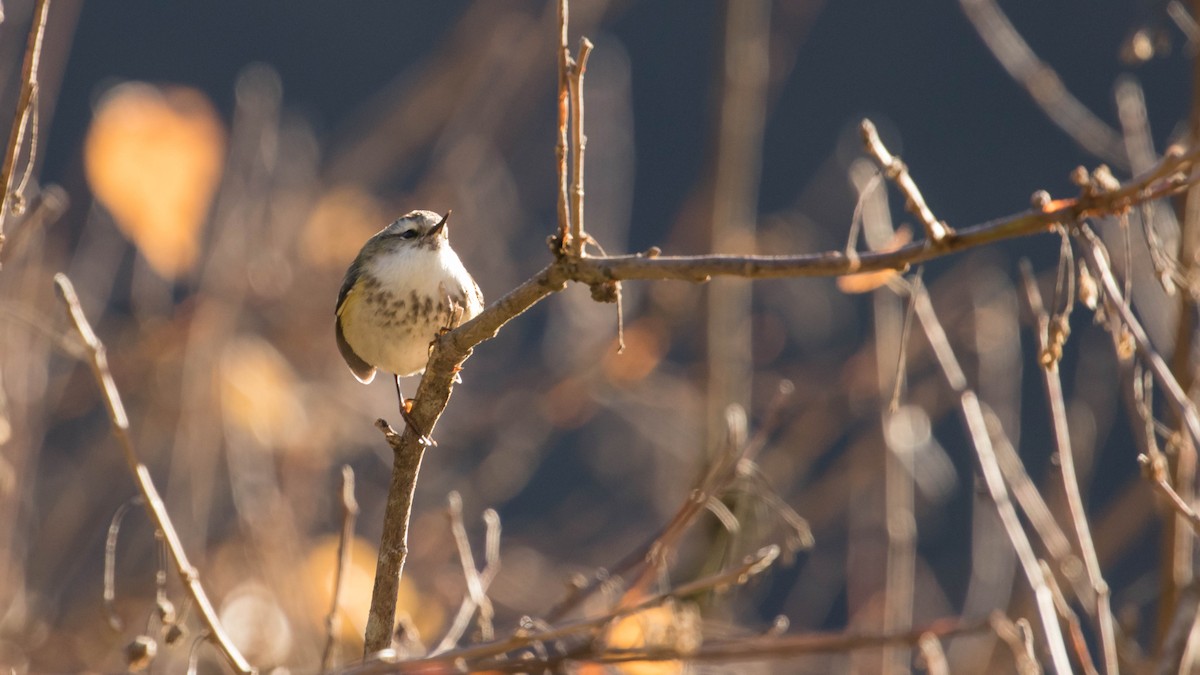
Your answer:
1161;0;1200;649
918;633;950;675
621;406;751;605
436;492;496;651
908;278;1074;673
555;0;572;251
990;613;1041;675
1076;224;1200;452
860;119;953;245
0;0;52;254
568;38;592;256
1140;453;1200;534
1040;560;1099;675
53;274;255;675
1019;262;1119;674
321;465;359;672
354;546;781;674
355;613;988;674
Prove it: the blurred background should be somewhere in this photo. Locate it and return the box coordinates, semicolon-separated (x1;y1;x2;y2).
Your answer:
0;0;1195;671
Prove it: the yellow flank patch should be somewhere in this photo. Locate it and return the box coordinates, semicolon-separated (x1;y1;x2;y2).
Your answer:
337;284;358;318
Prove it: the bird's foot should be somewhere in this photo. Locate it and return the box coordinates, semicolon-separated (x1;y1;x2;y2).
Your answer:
399;400;437;447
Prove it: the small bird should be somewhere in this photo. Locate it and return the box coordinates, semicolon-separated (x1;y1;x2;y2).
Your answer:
336;210;484;440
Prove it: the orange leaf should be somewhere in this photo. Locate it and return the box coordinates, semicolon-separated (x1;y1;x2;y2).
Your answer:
84;83;225;279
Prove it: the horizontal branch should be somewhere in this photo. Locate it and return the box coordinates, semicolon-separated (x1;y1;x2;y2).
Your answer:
364;135;1200;656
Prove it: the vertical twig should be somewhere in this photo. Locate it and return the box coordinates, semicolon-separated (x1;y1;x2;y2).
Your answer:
853;159;916;674
0;0;52;255
567;39;592;257
322;466;360;672
1040;561;1100;675
705;0;770;454
907;278;1073;674
53;274;255;675
433;495;502;654
1161;0;1200;649
1019;261;1119;674
555;0;572;251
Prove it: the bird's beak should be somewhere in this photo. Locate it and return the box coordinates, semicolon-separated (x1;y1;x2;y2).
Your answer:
428;211;451;239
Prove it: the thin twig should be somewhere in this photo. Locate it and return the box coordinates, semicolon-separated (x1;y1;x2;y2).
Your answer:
321;465;359;672
1076;224;1200;453
958;0;1128;169
0;0;52;255
555;0;572;251
53;274;255;675
1140;453;1200;533
363;614;989;674
544;382;796;623
568;38;592;256
1040;560;1100;675
103;497;142;632
918;633;950;675
908;277;1074;673
1019;261;1119;674
990;613;1043;675
433;505;501;655
860;119;953;244
983;405;1080;585
354;546;781;675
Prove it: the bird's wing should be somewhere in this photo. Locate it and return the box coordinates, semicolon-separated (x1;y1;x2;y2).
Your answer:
336;263;377;383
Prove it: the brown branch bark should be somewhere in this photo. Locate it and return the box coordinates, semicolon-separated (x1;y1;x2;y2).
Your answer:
554;0;572;251
321;466;359;672
1020;263;1119;674
360;134;1200;657
53;274;255;675
909;277;1074;673
567;38;592;257
861;119;952;244
0;0;53;256
1077;224;1200;452
1161;0;1200;650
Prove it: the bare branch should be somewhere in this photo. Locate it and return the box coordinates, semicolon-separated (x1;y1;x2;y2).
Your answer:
568;38;592;257
1020;261;1119;674
53;274;255;675
908;277;1074;673
1041;560;1100;675
555;0;572;251
353;546;782;675
362;140;1200;654
1140;453;1200;534
0;0;52;255
860;119;953;245
433;491;496;653
321;465;359;672
1076;224;1200;454
958;0;1129;169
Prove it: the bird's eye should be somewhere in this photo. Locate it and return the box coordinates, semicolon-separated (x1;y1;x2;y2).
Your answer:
400;230;418;240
